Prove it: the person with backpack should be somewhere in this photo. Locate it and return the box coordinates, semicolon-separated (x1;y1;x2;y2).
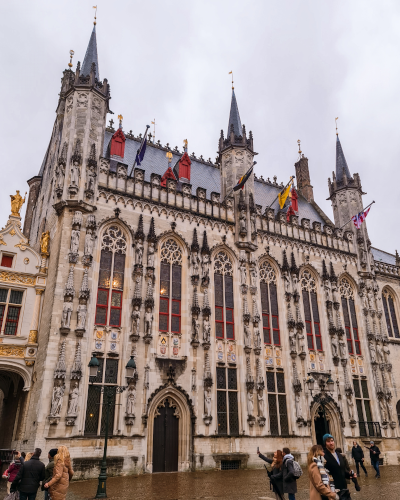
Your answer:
273;447;302;500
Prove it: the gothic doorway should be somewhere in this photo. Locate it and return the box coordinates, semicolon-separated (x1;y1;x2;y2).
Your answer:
152;398;179;472
311;399;343;450
314;408;330;446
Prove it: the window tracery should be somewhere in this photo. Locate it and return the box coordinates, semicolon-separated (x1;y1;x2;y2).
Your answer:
300;270;321;351
214;252;234;339
339;279;360;355
382;289;399;338
101;225;127;254
214;251;233;276
259;262;279;345
300;270;316;292
339;278;354;299
259;261;277;284
160;239;182;265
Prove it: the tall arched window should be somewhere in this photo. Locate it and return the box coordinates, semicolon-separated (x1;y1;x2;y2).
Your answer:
300;270;322;351
259;261;280;346
339;279;360;355
214;251;234;340
95;226;127;327
382;289;399;339
159;239;182;333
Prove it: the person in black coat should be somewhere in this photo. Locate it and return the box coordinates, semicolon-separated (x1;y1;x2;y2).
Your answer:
10;448;46;500
367;441;381;478
351;441;367;476
323;434;355;495
257;449;285;500
273;447;297;500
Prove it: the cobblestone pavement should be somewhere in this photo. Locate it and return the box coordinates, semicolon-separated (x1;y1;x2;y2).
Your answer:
1;464;399;499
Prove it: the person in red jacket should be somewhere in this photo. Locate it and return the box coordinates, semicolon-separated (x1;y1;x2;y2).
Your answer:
3;452;24;494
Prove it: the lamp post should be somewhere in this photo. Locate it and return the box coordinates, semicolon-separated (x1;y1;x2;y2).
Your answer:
306;373;335;435
88;355;136;499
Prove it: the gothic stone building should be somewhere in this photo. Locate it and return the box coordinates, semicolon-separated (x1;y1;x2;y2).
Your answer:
2;25;400;476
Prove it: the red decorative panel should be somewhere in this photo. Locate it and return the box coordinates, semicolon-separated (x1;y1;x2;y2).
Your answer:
110;128;126;158
178;152;191;181
160;166;176;187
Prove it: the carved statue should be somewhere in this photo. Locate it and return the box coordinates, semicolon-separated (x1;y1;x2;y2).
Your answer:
367;288;375;309
331;283;339;303
203;317;211;342
190;250;200;276
84;229;94;256
192;316;200;340
250;265;257;287
239;209;247;233
379;398;388;421
77;304;87;330
40;230;50;254
70;230;80;254
292;275;299;294
247;391;254;415
361;291;369;310
50;383;65;417
204;388;212;417
331;336;339;357
131;305;140;335
383;343;390;363
295;392;302;418
135;239;144;266
56;164;65;188
289;331;297;351
258;392;265;417
201;253;210;280
254;327;261;349
387;399;393;421
70;161;80;187
346;394;355;420
239;262;247;285
147;242;155;267
324;280;331;301
86;168;96;192
283;272;291;293
67;384;79;415
244;324;251;348
339;339;347;358
10;190;26;216
61;301;73;329
250;212;256;233
126;385;136;415
376;343;384;364
369;341;376;363
144;308;153;335
297;330;305;353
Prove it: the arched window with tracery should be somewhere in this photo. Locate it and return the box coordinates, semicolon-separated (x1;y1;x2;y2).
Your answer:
159;239;182;333
339;279;360;355
95;226;127;327
300;270;322;351
382;289;399;339
259;262;280;345
214;251;234;340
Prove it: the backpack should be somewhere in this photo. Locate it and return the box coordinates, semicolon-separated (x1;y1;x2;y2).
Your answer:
290;459;303;479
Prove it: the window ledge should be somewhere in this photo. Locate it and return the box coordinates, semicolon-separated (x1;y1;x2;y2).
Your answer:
0;335;27;340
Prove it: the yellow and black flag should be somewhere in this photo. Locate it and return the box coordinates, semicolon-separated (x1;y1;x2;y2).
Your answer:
233;164;254;191
278;176;294;209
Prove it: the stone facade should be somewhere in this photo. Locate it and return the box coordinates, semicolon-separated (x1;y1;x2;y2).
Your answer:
2;26;400;476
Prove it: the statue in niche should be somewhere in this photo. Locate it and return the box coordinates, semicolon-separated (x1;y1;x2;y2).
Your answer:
56;164;65;189
135;239;144;266
77;304;87;330
379;398;388;421
50;383;65;417
289;331;297;351
131;305;140;335
387;399;393;421
67;383;79;415
126;384;136;415
297;330;305;353
324;280;331;301
258;392;265;417
361;249;368;268
204;388;212;417
254;327;261;349
239;209;247;233
283;271;291;293
250;265;257;287
331;336;339;357
61;300;73;329
192;316;200;341
383;342;390;363
239;262;247;285
147;242;155;267
202;253;210;281
292;275;299;294
331;283;339;303
244;323;251;348
376;343;384;364
339;338;347;358
144;307;153;335
346;394;355;420
250;212;256;233
367;288;375;309
86;168;96;192
84;229;94;256
70;161;80;187
369;341;376;363
247;391;254;415
203;317;211;342
295;392;302;418
40;230;50;254
70;230;80;254
190;250;200;276
361;291;369;309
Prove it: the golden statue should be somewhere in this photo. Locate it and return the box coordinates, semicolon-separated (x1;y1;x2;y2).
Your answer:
10;190;26;217
40;230;50;254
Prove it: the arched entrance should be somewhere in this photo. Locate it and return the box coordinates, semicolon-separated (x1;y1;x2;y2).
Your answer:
314;407;330;446
311;399;344;449
0;370;26;448
152;398;179;472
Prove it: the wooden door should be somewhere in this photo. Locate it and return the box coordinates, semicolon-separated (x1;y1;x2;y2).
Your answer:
152;399;179;472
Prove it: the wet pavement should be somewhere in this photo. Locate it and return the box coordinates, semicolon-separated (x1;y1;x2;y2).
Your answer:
1;464;400;499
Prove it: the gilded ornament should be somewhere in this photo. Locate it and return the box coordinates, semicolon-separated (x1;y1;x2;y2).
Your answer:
40;231;50;254
10;229;16;236
0;345;24;357
24;258;29;264
28;330;38;343
25;360;35;367
10;190;26;217
0;271;35;286
35;289;44;295
0;235;6;246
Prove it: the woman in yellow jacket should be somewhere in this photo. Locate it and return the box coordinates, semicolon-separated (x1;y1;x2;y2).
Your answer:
44;446;74;500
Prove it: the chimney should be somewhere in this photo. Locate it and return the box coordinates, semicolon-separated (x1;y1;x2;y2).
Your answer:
294;155;314;202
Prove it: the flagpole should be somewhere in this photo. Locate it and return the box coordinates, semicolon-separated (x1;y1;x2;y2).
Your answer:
129;125;150;177
339;200;375;230
265;176;295;211
221;162;257;205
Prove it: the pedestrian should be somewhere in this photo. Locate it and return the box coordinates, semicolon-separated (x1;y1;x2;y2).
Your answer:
366;441;381;478
10;447;45;500
335;448;350;486
44;445;74;500
307;444;336;500
273;447;297;500
24;453;33;462
257;449;285;500
323;434;355;498
3;452;23;495
351;441;367;477
42;449;58;500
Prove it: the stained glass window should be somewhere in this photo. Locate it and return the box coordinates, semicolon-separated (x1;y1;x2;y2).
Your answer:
340;279;360;355
260;262;280;346
300;271;322;351
159;240;182;333
214;252;234;340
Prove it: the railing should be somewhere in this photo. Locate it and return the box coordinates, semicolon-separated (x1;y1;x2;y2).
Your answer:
359;421;382;438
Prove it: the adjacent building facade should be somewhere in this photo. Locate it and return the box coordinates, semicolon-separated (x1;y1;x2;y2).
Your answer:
1;24;400;476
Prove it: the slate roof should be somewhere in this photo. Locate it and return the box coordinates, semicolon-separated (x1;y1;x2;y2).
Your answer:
103;131;327;226
336;135;351;182
81;26;99;80
227;90;242;137
371;247;396;265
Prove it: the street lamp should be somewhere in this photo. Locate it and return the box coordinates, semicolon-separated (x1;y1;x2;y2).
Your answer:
306;372;335;435
88;355;135;498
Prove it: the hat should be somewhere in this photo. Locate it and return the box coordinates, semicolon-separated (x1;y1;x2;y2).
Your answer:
370;441;374;445
323;433;334;445
49;449;58;457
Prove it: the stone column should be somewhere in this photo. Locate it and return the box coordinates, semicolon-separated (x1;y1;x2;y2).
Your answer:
28;289;44;344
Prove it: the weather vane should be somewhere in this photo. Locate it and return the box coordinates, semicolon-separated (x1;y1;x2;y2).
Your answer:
297;139;302;157
93;5;97;25
118;114;123;125
335;117;339;135
229;71;234;89
151;119;156;143
68;50;74;68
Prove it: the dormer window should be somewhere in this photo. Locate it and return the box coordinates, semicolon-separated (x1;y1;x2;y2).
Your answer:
110;128;126;158
1;254;14;268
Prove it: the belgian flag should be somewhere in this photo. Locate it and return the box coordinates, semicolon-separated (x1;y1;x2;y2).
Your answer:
233;164;254;191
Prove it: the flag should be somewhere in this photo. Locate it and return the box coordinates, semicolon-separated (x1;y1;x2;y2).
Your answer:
351;207;371;229
278;180;293;209
233;165;253;191
135;138;147;166
286;205;295;222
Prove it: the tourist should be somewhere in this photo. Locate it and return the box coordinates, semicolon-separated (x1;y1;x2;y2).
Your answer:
44;445;74;500
3;451;23;495
351;441;367;477
25;452;33;462
42;448;58;500
366;441;381;478
307;444;336;500
273;447;297;500
257;449;284;500
10;447;45;500
335;448;351;486
323;434;355;498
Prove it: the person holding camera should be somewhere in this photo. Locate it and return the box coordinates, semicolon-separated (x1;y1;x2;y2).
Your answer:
323;434;356;499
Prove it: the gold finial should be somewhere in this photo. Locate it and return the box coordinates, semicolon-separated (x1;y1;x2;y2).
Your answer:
335;117;339;136
297;139;302;156
183;139;188;152
229;71;234;90
10;190;26;217
118;114;123;124
166;151;173;163
68;50;74;68
93;5;97;25
151;119;156;143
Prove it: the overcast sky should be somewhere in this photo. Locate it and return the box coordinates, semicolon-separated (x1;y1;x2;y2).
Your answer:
1;1;399;254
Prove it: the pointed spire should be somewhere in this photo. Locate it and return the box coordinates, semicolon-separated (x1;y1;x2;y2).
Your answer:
81;26;99;80
243;295;250;322
134;277;141;300
252;297;260;324
191;228;199;252
202;288;211;316
290;252;299;276
136;214;145;241
58;142;68;166
64;266;75;298
201;230;210;255
147;217;156;242
71;341;82;380
329;262;337;283
54;341;67;379
71;139;82;165
79;268;90;301
192;287;200;316
322;260;329;281
227;89;242;137
88;143;97;168
336;135;351;182
282;250;290;273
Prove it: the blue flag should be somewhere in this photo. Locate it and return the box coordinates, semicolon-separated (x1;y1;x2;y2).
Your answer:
136;138;147;166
